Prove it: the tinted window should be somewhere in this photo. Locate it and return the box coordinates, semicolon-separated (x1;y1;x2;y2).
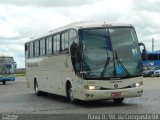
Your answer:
69;29;77;45
35;40;39;57
30;42;34;57
61;31;69;52
61;33;65;51
46;36;53;55
53;36;57;53
148;54;159;60
40;39;46;56
25;44;30;58
57;35;60;53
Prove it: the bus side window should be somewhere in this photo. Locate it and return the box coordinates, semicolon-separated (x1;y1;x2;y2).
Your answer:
30;42;34;57
25;44;29;58
69;29;80;73
61;33;65;52
69;29;78;58
57;35;60;53
35;40;40;57
65;31;69;52
148;54;158;60
61;31;69;53
40;39;46;56
46;36;52;55
53;36;57;53
53;34;60;53
69;29;78;45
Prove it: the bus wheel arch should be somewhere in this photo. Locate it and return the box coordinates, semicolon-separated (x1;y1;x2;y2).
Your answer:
66;80;77;104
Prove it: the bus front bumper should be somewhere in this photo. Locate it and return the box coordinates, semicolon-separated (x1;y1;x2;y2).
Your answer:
79;87;143;101
0;76;15;81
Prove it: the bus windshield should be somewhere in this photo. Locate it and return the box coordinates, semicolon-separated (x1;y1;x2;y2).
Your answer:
79;27;142;79
0;57;14;74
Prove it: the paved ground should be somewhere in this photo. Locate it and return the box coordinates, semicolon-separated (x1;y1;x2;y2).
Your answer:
0;77;160;120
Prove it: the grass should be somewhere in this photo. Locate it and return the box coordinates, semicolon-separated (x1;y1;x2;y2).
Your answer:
15;71;26;77
15;73;25;77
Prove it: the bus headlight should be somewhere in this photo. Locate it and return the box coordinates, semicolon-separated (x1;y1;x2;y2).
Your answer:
84;85;100;90
89;86;95;90
131;81;143;87
135;82;143;87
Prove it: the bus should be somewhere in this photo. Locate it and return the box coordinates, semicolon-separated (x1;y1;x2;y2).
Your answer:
25;22;144;103
142;51;160;70
0;56;16;85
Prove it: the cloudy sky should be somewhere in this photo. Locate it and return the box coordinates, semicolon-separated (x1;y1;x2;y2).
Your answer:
0;0;160;68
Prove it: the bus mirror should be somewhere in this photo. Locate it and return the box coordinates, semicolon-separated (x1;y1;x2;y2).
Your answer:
14;62;17;69
138;42;147;61
25;44;27;51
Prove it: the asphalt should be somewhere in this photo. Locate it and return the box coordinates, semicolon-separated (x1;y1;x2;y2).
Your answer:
0;76;160;120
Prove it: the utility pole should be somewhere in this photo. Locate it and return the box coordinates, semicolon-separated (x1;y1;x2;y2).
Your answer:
152;38;154;51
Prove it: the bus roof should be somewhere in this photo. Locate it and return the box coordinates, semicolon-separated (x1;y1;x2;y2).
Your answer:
49;21;133;32
26;21;133;43
0;56;13;58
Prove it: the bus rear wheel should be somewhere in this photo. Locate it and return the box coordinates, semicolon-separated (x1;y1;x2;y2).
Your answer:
2;81;6;85
34;80;43;96
113;98;124;103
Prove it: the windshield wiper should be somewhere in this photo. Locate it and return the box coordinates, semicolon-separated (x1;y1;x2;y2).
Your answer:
101;57;110;77
114;50;130;77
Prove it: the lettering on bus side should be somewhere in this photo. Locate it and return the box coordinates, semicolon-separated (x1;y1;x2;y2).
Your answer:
27;62;38;67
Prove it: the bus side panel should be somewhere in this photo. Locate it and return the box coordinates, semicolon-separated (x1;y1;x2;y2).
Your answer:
26;55;74;96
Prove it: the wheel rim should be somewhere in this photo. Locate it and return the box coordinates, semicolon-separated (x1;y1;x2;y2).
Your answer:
35;82;38;93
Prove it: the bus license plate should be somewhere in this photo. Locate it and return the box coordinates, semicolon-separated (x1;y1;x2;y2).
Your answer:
111;92;121;97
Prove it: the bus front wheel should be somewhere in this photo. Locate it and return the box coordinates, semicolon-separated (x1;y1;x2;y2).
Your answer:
67;83;77;104
2;81;6;85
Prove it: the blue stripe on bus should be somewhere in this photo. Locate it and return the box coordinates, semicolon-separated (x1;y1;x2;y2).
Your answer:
0;77;15;81
147;51;160;54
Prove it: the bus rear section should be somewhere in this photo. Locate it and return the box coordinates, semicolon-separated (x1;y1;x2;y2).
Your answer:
0;57;16;85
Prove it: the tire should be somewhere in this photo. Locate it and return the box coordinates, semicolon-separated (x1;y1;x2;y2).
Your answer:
113;98;124;103
2;81;6;85
67;83;77;104
34;80;43;96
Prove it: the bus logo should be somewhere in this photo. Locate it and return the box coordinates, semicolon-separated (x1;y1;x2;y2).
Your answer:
114;84;118;88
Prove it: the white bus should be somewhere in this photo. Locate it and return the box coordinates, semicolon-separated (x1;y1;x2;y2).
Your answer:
0;56;16;85
25;22;144;103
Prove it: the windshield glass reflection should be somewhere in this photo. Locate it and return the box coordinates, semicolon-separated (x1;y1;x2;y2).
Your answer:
79;27;142;79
